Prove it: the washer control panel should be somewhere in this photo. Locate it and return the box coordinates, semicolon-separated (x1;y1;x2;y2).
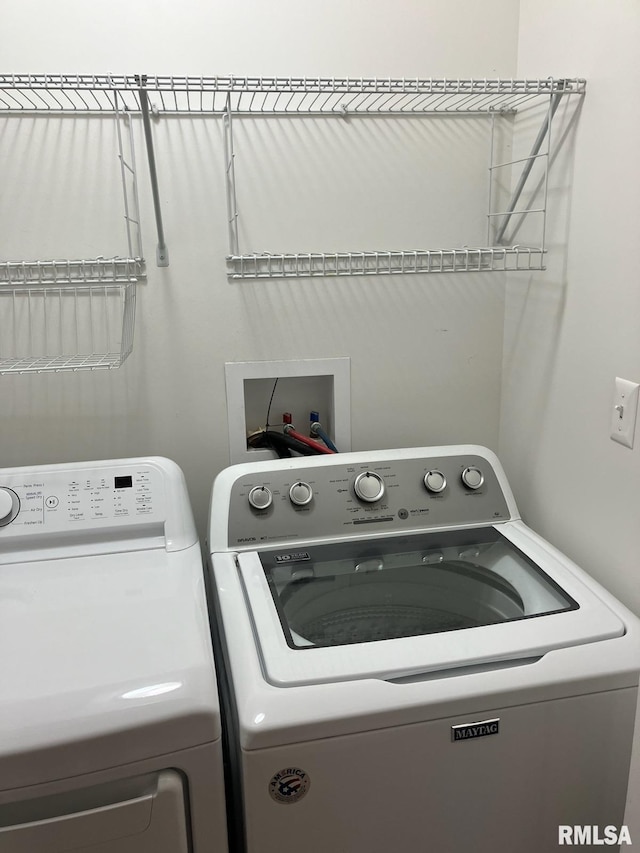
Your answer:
0;463;166;536
227;451;511;547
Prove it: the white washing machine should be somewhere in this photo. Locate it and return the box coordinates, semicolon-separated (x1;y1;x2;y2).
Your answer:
208;445;640;853
0;457;227;853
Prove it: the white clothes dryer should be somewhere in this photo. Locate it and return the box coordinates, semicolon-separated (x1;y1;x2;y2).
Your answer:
0;457;227;853
208;445;640;853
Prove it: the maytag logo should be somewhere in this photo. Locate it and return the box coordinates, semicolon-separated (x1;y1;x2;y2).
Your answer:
451;718;500;742
558;825;632;846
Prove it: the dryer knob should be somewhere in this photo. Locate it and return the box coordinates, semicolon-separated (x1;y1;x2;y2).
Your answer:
289;481;313;506
0;487;19;526
353;471;385;503
248;485;273;511
461;466;484;490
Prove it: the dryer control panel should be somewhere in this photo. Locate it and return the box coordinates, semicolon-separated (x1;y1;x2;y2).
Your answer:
222;448;514;549
0;464;164;531
0;457;197;555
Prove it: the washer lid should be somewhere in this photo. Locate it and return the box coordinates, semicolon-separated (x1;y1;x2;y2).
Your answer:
0;545;220;791
238;524;626;687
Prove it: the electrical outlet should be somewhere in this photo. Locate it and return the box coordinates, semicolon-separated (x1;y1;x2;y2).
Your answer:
610;377;639;449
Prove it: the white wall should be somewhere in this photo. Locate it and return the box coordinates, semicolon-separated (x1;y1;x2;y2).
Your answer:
2;0;520;535
500;0;640;833
501;0;640;619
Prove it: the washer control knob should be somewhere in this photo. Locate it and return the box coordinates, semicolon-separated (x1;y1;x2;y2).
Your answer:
0;487;19;526
423;470;447;493
289;481;313;507
248;485;273;511
461;466;484;490
353;471;385;503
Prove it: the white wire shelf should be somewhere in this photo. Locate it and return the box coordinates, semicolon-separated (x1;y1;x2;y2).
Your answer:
0;258;143;285
227;247;546;279
1;67;146;371
0;277;137;374
1;74;584;286
0;74;585;114
218;75;585;280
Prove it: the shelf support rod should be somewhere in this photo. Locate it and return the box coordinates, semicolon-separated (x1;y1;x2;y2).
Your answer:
137;74;169;267
495;84;564;245
223;92;240;256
